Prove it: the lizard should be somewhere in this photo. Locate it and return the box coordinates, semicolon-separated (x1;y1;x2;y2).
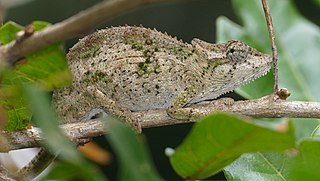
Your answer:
52;25;272;132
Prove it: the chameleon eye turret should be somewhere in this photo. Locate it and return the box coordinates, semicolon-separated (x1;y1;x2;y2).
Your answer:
226;40;249;63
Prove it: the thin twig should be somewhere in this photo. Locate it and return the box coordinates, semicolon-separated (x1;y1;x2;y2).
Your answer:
2;95;320;151
0;0;178;65
261;0;278;92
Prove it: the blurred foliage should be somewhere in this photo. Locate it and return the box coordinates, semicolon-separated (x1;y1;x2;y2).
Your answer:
0;21;71;131
104;117;162;181
23;85;105;180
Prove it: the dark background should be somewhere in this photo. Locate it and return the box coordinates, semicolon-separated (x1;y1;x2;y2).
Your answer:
5;0;319;180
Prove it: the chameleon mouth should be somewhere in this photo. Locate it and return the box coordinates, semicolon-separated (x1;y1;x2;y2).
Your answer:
239;63;272;89
218;62;272;98
251;66;271;81
217;67;271;100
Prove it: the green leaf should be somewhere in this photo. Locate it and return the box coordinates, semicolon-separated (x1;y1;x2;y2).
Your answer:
289;139;320;180
169;113;295;180
0;21;72;131
0;91;30;131
23;85;105;181
0;21;23;44
32;21;49;31
224;152;294;180
46;160;107;181
45;161;83;180
0;21;72;90
104;117;162;181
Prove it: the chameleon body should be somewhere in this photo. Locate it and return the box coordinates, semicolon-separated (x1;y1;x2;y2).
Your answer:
52;26;272;132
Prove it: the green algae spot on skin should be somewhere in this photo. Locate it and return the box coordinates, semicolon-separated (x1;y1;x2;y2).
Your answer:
83;71;110;84
212;59;227;68
79;46;100;59
131;42;144;51
173;47;193;58
137;62;152;76
124;38;144;51
153;64;160;74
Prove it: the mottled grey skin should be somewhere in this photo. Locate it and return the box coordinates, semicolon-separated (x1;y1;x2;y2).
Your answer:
53;26;272;132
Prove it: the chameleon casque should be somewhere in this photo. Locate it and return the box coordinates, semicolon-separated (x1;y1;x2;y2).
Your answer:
52;25;272;132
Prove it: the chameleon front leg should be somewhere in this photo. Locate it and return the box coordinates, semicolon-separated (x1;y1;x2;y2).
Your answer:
167;85;199;120
88;87;142;133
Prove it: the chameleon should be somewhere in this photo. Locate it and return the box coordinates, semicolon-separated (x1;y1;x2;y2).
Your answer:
16;25;272;179
52;25;272;132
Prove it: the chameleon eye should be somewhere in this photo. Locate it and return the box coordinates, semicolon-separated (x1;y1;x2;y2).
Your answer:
226;40;249;63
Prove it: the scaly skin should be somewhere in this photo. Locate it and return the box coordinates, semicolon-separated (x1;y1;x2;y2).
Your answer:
53;25;272;132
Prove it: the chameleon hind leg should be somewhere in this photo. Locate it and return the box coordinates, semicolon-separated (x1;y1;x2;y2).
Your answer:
86;87;142;133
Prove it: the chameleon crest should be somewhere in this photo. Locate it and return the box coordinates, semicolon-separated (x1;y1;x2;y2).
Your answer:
53;25;272;131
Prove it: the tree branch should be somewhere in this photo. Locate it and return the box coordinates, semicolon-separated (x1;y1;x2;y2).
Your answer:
0;0;178;65
1;95;320;152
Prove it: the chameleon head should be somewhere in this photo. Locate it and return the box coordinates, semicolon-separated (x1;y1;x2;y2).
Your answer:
190;38;272;101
